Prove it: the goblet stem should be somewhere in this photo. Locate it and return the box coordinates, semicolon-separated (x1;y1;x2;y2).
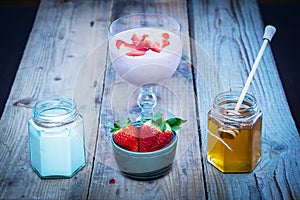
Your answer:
137;85;157;120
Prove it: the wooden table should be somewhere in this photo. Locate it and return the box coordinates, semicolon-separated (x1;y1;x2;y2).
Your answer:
1;0;299;199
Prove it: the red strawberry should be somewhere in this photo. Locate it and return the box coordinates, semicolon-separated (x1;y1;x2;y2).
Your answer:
161;39;170;48
139;113;186;152
110;118;139;152
115;32;170;57
131;33;149;47
126;49;147;56
116;40;124;49
139;120;166;152
147;40;162;53
162;33;169;39
161;33;170;48
116;40;135;49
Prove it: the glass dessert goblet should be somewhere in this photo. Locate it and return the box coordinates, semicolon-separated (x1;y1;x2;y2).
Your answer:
108;13;182;120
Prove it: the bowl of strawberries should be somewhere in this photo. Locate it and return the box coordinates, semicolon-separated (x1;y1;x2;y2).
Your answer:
110;113;186;180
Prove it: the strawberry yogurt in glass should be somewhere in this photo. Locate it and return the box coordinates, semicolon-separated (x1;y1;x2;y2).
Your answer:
108;13;182;120
109;27;182;86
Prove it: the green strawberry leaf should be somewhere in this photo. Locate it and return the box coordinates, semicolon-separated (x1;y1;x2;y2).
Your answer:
171;125;180;131
108;123;116;133
110;118;131;133
160;121;167;132
152;113;163;127
142;113;186;132
166;118;187;131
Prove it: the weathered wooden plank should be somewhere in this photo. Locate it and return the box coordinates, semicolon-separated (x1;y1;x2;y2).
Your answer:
1;0;299;199
0;0;112;199
87;0;206;199
189;0;300;199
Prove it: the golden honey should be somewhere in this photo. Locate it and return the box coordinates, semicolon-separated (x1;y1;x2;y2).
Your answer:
207;91;262;173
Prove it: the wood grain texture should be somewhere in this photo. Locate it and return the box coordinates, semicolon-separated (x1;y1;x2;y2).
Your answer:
0;0;112;199
189;0;300;199
0;0;299;199
87;0;206;199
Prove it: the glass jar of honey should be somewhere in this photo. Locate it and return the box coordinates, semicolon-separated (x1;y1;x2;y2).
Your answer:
207;91;262;173
28;96;86;178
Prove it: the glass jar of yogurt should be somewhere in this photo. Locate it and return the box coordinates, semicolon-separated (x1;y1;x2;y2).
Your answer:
28;96;86;178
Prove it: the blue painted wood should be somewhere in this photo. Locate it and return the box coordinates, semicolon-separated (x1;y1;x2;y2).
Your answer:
0;0;299;199
190;0;300;199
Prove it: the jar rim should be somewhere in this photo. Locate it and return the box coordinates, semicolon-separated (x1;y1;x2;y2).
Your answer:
33;96;78;127
108;13;182;37
212;90;259;120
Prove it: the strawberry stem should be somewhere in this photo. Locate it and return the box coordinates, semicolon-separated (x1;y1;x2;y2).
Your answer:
148;113;186;132
110;118;131;133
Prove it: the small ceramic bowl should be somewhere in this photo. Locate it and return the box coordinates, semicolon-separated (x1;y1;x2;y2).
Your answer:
111;131;178;180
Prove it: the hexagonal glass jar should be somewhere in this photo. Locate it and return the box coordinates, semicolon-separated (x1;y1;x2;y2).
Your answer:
28;97;86;178
207;91;262;173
